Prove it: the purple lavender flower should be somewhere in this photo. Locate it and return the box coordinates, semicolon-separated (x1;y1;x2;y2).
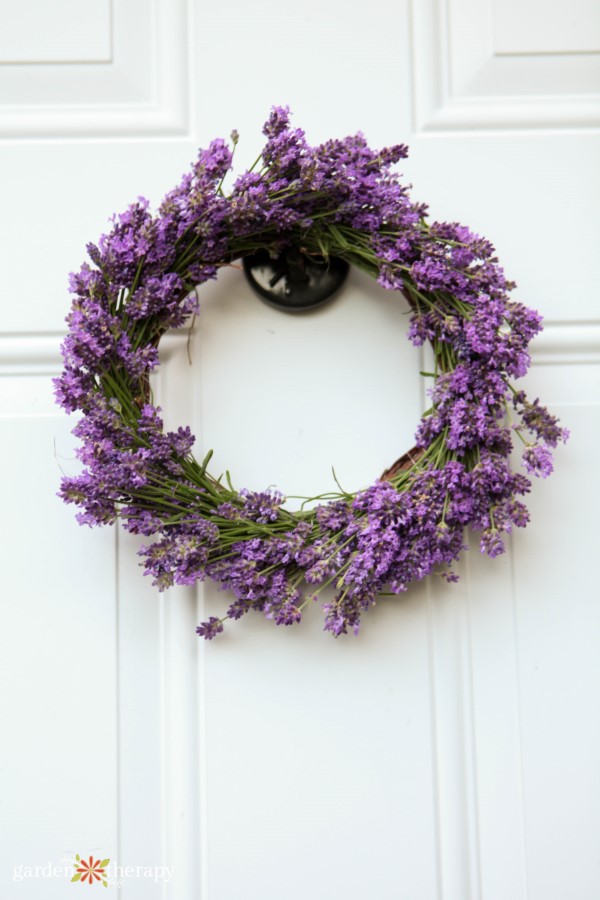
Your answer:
522;445;554;478
196;617;224;640
480;528;505;558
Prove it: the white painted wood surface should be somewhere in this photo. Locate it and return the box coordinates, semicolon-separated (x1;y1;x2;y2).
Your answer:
0;1;599;897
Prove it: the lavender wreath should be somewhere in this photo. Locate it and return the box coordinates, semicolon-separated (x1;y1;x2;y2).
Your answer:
55;107;568;640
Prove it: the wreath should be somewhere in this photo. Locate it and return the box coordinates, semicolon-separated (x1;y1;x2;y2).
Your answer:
55;107;568;639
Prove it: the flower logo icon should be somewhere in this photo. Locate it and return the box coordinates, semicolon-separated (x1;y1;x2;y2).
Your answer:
71;855;109;887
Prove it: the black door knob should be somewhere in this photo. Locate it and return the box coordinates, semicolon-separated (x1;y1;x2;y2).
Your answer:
243;248;349;312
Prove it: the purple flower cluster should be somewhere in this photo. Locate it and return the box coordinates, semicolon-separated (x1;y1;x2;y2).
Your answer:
54;107;568;640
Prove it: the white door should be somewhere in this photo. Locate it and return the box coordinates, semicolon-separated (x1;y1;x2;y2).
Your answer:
1;1;598;898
